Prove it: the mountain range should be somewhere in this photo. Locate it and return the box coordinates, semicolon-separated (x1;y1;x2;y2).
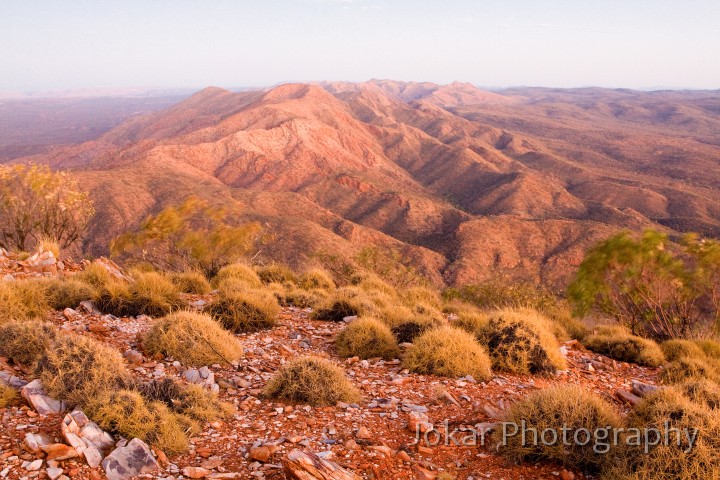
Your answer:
6;80;720;288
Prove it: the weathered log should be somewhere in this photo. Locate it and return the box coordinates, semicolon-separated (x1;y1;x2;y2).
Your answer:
284;449;362;480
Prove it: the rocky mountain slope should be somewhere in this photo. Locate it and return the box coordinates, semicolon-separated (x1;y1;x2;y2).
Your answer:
11;81;720;288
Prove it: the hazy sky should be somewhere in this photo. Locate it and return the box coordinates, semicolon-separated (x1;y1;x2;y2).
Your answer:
1;0;719;92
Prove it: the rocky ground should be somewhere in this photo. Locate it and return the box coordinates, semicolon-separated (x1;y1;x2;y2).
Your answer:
0;296;660;480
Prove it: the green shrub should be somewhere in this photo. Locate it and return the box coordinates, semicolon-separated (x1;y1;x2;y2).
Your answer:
208;289;280;333
607;388;720;479
298;269;335;291
0;320;57;367
477;308;566;375
170;270;211;294
584;326;665;367
142;311;243;366
661;339;706;362
495;385;621;473
336;317;401;360
36;333;130;407
256;263;296;285
403;326;492;380
264;356;361;406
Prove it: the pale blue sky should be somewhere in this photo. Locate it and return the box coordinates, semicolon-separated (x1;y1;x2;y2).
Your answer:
1;0;719;92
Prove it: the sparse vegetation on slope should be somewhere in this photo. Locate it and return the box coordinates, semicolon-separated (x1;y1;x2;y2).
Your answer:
96;271;183;317
208;288;280;333
0;320;57;367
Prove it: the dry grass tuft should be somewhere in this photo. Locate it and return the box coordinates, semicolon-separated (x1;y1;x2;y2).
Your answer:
36;333;130;407
298;269;336;291
87;389;195;454
312;287;374;322
390;316;441;344
695;339;720;358
0;320;57;367
170;270;211;294
477;308;567;375
0;279;50;322
336;317;401;360
275;285;329;309
256;263;297;285
403;326;492;380
352;273;398;297
607;387;720;479
208;289;280;333
661;339;707;362
43;278;96;310
447;303;489;336
495;385;621;473
96;271;183;317
401;286;443;311
143;311;243;366
677;379;720;410
264;356;361;406
659;357;720;384
0;384;18;408
74;262;114;289
584;326;665;367
136;378;234;421
212;263;262;288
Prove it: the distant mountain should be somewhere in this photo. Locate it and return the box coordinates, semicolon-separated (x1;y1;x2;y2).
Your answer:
8;80;720;288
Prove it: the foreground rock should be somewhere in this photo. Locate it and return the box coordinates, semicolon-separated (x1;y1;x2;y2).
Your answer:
102;438;159;480
284;449;362;480
20;380;66;415
61;410;115;467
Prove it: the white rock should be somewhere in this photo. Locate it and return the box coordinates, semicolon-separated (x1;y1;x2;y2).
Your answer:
20;380;65;415
102;438;159;480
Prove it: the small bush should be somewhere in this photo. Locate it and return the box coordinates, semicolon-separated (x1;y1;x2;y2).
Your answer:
264;356;361;406
607;388;720;479
136;378;234;421
0;280;50;321
678;379;720;410
87;389;195;454
96;272;183;317
298;269;335;291
275;285;329;309
336;317;401;360
312;287;373;322
443;280;557;312
36;333;130;407
170;270;211;294
74;262;113;289
584;326;665;367
477;309;566;375
696;339;720;358
403;326;492;380
390;316;440;343
44;278;96;310
208;289;279;333
402;286;443;310
659;357;720;384
142;311;243;366
212;263;262;288
256;263;296;285
0;320;57;366
0;384;18;408
661;339;707;362
495;385;621;472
